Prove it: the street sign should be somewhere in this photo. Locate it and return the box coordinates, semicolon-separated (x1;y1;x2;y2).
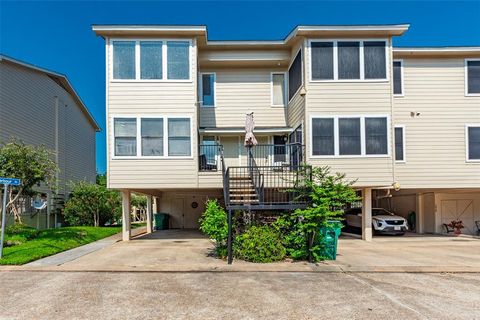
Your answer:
0;177;21;186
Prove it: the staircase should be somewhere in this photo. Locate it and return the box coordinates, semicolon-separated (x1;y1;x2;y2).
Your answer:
228;175;259;205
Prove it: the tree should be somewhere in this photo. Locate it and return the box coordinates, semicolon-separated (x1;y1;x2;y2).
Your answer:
0;139;58;223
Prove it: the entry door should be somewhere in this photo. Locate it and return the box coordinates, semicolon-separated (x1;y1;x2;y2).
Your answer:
221;136;240;168
440;199;475;234
183;196;206;229
170;198;185;229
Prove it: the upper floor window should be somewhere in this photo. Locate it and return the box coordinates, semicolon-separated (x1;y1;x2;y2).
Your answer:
271;73;286;106
393;60;403;96
394;126;406;162
200;73;215;107
288;50;302;101
114;118;137;156
466;60;480;95
111;40;191;81
168;118;191;156
466;125;480;161
141;118;164;156
310;40;388;81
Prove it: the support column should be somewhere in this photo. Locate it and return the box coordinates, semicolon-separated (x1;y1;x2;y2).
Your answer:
146;195;153;234
121;190;131;241
416;193;424;234
227;209;233;265
362;188;372;241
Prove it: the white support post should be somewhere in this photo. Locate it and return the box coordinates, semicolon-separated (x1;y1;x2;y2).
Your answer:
121;190;131;241
146;195;153;234
416;193;424;234
362;188;372;242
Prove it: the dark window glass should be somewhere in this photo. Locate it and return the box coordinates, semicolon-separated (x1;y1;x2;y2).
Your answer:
311;42;334;80
114;118;137;156
468;127;480;160
140;41;162;79
364;41;386;79
202;74;215;106
288;50;302;100
141;118;163;156
393;61;403;95
395;127;404;161
467;61;480;94
273;136;286;163
338;42;360;79
167;41;189;80
312;118;334;156
365;117;388;155
113;41;136;79
339;118;361;155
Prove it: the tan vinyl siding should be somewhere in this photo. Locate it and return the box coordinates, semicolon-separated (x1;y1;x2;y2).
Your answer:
287;91;305;128
393;58;480;188
199;69;287;128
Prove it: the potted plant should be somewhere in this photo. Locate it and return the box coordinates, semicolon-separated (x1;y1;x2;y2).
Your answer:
448;220;465;236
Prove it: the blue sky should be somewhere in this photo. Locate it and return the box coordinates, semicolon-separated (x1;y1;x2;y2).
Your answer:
1;0;479;173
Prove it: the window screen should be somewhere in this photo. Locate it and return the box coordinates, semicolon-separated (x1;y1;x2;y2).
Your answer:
168;118;191;156
339;118;361;155
288;50;302;100
365;117;388;155
272;73;286;105
167;41;190;80
141;118;163;156
312;118;334;155
468;126;480;160
364;41;386;79
114;118;137;156
467;61;480;94
202;74;215;106
338;42;360;79
311;42;334;80
395;127;404;161
113;41;136;79
140;41;162;79
393;61;403;95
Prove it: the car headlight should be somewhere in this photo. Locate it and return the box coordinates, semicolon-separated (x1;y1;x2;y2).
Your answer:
374;219;383;227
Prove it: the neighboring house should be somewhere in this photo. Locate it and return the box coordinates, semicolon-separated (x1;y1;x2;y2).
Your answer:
0;55;100;228
92;24;480;241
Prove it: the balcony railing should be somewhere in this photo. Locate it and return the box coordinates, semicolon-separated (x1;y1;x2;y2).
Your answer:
199;144;223;172
248;143;304;168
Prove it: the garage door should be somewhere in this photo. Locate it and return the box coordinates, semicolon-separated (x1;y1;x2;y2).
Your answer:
440;199;475;235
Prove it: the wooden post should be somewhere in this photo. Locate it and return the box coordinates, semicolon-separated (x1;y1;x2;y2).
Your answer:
146;195;153;234
122;190;131;241
227;209;233;264
362;188;372;241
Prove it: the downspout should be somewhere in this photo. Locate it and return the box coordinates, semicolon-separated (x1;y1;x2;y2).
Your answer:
389;37;397;188
53;96;59;229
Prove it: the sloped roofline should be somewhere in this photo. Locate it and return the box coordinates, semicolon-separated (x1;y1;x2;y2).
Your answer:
0;54;100;131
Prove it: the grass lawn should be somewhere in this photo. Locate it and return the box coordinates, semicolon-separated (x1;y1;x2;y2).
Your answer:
0;225;122;265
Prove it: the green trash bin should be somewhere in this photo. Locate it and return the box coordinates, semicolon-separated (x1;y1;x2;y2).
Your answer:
154;213;169;230
318;221;342;260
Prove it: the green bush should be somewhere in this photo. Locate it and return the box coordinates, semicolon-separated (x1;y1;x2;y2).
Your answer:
199;199;228;257
6;224;39;240
234;225;286;263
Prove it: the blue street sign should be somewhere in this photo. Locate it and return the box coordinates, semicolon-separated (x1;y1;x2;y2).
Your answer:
0;177;21;186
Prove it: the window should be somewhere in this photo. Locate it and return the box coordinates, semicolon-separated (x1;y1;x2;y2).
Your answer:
200;73;215;106
394;126;405;162
393;60;403;95
467;125;480;161
288;50;302;100
141;118;163;156
113;41;136;79
111;39;191;81
466;60;480;95
114;118;137;156
311;116;389;157
140;41;162;79
168;118;191;156
271;73;286;106
310;40;388;81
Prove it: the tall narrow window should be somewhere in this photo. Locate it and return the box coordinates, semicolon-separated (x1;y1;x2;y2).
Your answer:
364;41;386;79
272;73;286;106
393;61;403;95
338;42;360;79
201;73;215;106
167;41;190;80
365;117;388;155
339;118;361;155
288;50;302;100
467;126;480;160
114;118;137;156
312;118;334;156
140;41;162;79
141;118;163;156
112;41;136;79
394;126;405;161
168;118;191;156
466;60;480;94
311;42;334;80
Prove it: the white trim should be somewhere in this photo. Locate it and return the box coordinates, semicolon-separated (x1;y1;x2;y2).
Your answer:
394;125;406;163
465;59;480;97
393;59;405;97
394;47;480;53
309;114;391;159
465;124;480;163
110;114;194;160
288;46;303;103
270;72;287;107
199;72;216;107
109;38;193;82
307;39;390;83
200;127;293;134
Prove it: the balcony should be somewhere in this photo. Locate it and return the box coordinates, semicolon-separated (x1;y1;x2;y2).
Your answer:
199;144;222;172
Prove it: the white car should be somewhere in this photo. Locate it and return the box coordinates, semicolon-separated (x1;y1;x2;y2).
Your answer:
344;208;408;235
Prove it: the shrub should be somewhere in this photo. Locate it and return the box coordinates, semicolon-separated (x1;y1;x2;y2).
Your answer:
234;225;286;263
6;223;39;240
199;199;228;257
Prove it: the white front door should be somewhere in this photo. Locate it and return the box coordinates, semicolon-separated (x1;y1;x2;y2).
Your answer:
440;199;475;234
